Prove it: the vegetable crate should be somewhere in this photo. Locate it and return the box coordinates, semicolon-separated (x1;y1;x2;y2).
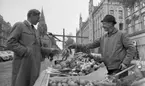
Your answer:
34;66;116;86
34;61;145;86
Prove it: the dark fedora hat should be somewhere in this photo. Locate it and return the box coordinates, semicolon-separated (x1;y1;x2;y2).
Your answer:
101;15;117;24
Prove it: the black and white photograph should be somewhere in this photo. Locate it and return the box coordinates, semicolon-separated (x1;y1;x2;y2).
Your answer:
0;0;145;86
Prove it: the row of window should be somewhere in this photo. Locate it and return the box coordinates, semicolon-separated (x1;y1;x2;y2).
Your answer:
134;0;145;11
126;7;145;24
127;1;145;17
110;10;123;19
127;16;145;34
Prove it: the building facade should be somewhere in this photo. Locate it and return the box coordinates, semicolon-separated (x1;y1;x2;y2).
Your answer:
76;0;125;52
93;0;125;38
76;15;89;44
76;29;81;44
124;0;145;60
37;8;61;50
0;15;11;50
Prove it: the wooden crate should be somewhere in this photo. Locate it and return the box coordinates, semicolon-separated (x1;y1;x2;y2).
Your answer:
34;60;145;86
34;66;108;86
33;70;50;86
131;78;145;86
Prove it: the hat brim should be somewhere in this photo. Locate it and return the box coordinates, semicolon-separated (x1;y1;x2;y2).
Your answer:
101;20;116;24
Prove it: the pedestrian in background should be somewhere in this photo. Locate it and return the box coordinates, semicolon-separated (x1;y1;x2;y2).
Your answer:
68;15;136;79
7;9;59;86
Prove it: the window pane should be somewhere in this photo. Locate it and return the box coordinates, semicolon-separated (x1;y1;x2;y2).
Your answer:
128;24;133;34
0;24;2;29
119;10;123;19
135;24;139;31
143;1;145;7
119;23;123;30
135;19;141;31
127;8;131;16
100;28;102;36
134;3;139;12
110;10;114;16
141;7;145;13
144;16;145;28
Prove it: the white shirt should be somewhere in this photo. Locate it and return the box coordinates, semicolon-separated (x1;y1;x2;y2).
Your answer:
27;20;36;29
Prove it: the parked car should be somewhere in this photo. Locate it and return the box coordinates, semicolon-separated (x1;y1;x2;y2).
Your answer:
0;51;14;62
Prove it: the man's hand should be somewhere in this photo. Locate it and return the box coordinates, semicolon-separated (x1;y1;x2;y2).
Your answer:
50;48;60;55
48;48;60;61
61;48;71;60
23;47;32;58
67;44;75;49
119;63;127;70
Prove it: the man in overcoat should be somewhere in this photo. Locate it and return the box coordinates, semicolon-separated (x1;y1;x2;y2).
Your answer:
7;9;59;86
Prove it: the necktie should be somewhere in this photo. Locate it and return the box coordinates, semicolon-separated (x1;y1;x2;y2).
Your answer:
31;25;39;44
31;25;34;29
31;25;36;36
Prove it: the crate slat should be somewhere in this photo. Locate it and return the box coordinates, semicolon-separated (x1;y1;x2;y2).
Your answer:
41;72;50;86
131;78;145;86
50;67;108;81
34;70;50;86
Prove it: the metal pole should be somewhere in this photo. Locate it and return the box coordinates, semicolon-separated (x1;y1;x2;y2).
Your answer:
52;34;88;38
63;28;65;49
76;28;77;43
80;28;82;44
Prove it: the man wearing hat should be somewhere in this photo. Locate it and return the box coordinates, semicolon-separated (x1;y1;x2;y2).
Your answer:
68;15;136;78
7;9;59;86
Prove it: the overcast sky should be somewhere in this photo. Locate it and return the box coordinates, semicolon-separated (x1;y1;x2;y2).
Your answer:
0;0;100;49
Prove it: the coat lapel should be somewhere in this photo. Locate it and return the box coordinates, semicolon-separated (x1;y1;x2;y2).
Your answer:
23;20;34;33
24;20;41;46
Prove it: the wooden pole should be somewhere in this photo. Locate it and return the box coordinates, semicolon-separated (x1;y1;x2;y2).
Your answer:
63;28;65;49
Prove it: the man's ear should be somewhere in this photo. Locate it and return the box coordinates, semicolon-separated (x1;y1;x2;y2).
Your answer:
111;22;115;26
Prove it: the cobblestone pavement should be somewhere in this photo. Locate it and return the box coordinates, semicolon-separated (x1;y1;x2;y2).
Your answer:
0;61;12;86
0;58;51;86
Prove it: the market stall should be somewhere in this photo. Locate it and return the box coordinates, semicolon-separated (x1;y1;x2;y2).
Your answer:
34;49;145;86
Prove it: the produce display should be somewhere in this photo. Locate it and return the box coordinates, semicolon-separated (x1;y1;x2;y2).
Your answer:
52;52;102;76
46;50;112;86
44;49;145;86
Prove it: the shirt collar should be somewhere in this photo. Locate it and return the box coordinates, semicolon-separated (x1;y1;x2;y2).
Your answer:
106;28;118;37
26;20;32;26
26;20;37;30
